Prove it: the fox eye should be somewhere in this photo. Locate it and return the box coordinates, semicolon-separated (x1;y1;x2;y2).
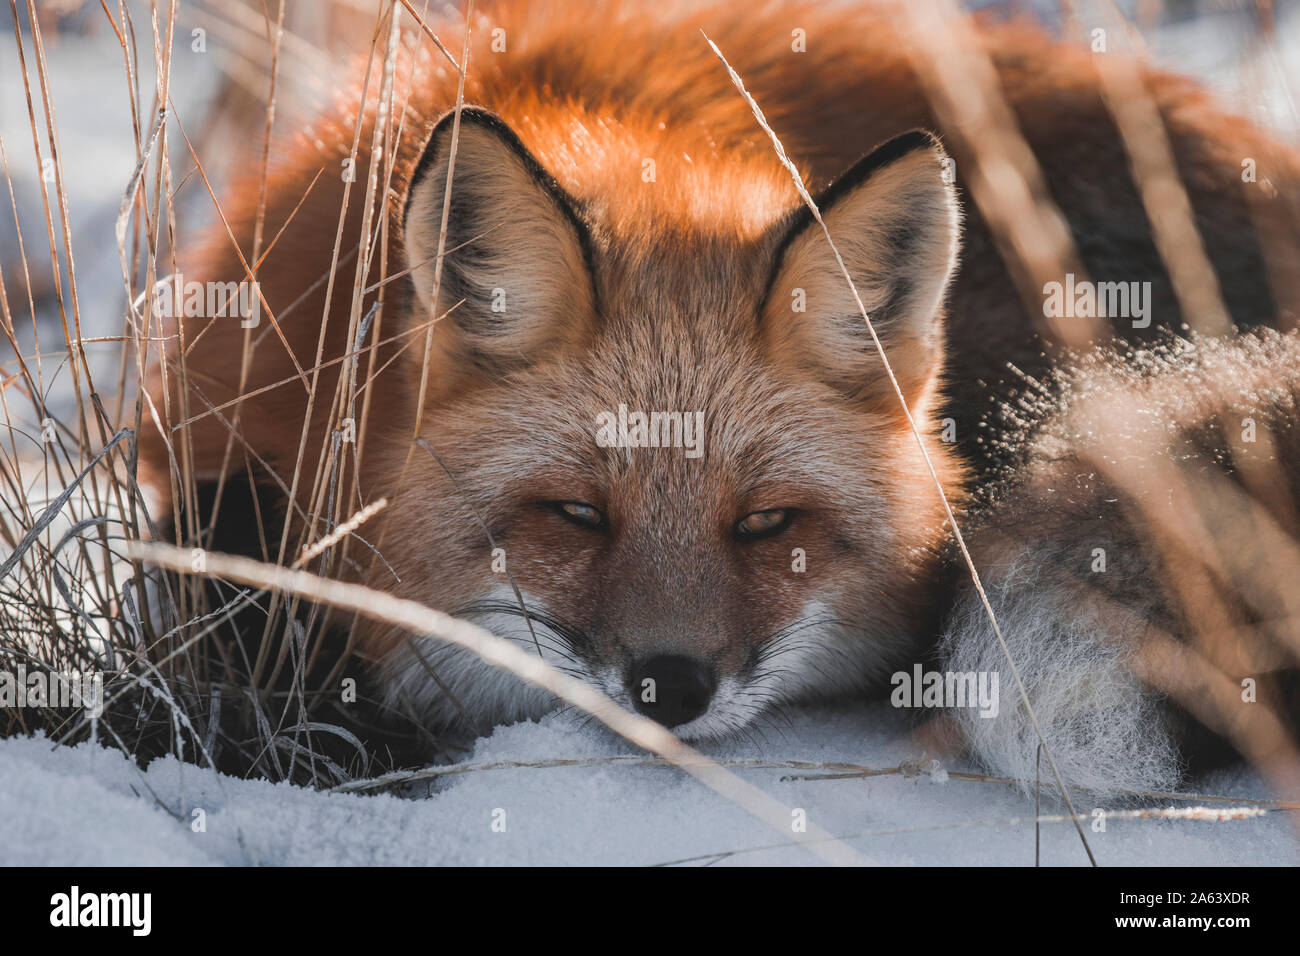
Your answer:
735;508;794;539
553;501;605;530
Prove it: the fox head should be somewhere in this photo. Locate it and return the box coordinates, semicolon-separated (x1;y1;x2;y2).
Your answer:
365;108;963;740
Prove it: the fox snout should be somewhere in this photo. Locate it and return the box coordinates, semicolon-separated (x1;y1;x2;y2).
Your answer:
628;655;716;728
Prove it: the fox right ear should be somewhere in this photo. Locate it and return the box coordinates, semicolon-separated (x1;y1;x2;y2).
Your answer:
403;108;597;384
760;131;960;410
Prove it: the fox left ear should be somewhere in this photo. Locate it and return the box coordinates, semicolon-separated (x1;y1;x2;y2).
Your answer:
760;131;960;409
403;108;597;385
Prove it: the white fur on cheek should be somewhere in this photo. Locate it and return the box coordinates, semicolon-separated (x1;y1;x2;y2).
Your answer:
376;585;587;732
753;599;914;701
670;599;909;741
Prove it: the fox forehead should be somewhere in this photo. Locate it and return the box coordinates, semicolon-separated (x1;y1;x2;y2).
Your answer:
594;231;776;336
436;339;900;509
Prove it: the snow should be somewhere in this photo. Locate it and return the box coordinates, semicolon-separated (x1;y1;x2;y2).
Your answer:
2;701;1295;866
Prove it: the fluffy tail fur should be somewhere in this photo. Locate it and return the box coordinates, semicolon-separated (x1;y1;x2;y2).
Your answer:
942;328;1300;795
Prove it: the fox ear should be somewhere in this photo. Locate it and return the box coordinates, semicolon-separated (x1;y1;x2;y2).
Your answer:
760;131;960;409
403;108;596;379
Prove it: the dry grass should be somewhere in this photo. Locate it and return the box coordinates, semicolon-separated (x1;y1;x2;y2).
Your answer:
0;0;436;787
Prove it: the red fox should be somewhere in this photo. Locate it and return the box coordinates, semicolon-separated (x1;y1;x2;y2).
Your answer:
140;0;1300;791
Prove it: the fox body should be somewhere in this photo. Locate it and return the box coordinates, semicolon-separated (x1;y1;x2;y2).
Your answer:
141;1;1300;788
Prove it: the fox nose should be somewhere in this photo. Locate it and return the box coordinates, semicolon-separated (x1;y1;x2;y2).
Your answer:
628;655;715;728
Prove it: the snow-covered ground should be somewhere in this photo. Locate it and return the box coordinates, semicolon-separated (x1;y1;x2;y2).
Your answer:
3;702;1295;866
